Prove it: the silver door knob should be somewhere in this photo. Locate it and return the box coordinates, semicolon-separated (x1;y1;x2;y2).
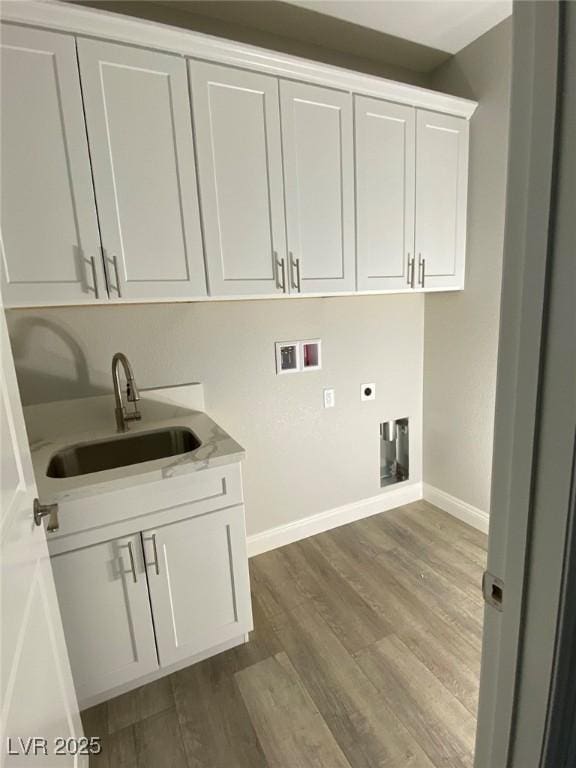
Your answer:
33;498;59;532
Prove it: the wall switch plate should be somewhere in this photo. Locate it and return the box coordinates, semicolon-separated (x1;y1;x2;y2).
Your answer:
323;388;335;408
361;383;376;401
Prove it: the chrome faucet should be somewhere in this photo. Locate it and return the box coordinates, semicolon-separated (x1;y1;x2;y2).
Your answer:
112;352;141;432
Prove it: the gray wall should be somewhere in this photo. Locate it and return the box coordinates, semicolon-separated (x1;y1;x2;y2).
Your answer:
7;296;424;536
423;19;512;513
74;0;447;85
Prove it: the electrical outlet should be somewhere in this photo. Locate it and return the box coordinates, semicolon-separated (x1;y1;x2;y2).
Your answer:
361;383;376;401
323;388;335;408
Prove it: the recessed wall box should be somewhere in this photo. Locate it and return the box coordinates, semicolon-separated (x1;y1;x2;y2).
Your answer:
380;418;409;487
275;341;300;374
275;339;322;374
301;340;321;371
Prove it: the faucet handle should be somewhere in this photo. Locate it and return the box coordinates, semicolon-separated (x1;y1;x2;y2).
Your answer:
126;379;140;402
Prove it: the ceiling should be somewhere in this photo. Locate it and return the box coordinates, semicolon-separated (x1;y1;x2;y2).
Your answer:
284;0;512;54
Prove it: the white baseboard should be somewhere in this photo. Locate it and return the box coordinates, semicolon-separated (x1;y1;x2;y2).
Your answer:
247;482;423;557
422;483;490;534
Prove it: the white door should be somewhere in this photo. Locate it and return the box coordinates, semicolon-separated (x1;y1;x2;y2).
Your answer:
0;25;105;307
355;96;415;291
280;81;355;294
0;294;84;764
143;506;253;667
190;61;288;296
415;109;469;290
50;534;158;706
77;39;206;300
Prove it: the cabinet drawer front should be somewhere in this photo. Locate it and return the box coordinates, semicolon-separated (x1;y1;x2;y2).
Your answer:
144;505;252;667
51;534;158;705
78;39;206;300
48;462;244;551
281;81;355;294
0;25;104;306
190;61;287;296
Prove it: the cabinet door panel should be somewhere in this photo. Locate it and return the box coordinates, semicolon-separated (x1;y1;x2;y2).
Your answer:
190;61;287;295
0;25;104;306
415;110;469;290
78;39;206;299
355;96;415;291
51;534;158;705
281;82;355;293
144;506;252;667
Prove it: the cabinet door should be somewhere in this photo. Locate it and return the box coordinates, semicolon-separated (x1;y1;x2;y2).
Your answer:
355;96;415;291
415;110;469;290
50;534;158;704
0;25;105;306
190;61;287;296
143;506;253;667
280;82;355;294
78;39;206;300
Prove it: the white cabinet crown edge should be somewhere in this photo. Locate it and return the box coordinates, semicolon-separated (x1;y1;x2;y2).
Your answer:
0;0;477;119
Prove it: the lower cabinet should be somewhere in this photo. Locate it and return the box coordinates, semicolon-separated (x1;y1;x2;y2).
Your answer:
50;533;158;703
51;504;252;705
143;507;252;667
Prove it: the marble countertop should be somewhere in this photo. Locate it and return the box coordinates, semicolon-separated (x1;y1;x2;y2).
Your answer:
23;385;245;505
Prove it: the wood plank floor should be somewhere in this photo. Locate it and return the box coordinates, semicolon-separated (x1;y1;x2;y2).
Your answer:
82;500;487;768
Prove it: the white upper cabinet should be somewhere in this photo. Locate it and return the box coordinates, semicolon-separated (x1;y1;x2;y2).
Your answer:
190;62;288;296
143;507;253;668
0;26;105;306
355;96;416;291
0;17;474;305
415;110;469;290
78;39;207;299
280;82;355;294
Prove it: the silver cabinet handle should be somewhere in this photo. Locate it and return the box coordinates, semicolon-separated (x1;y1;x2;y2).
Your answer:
421;257;426;288
407;254;415;287
126;540;138;583
274;251;286;292
144;533;160;576
289;252;301;292
102;249;111;296
289;251;297;290
112;254;122;297
33;498;59;532
90;256;99;298
418;253;426;288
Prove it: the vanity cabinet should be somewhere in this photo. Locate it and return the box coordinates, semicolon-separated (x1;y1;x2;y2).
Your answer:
50;502;252;705
77;39;207;300
189;62;287;296
144;506;252;667
0;25;105;306
50;533;158;703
